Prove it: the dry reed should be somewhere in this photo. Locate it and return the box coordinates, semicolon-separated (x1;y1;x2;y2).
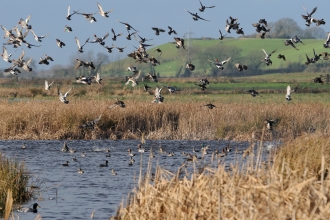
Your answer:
112;134;330;219
0;153;30;217
0;99;329;141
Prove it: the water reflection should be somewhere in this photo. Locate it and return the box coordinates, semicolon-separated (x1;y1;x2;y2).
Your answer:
0;139;278;219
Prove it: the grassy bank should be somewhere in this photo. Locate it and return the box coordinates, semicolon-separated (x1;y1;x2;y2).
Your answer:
112;134;330;219
0;153;30;217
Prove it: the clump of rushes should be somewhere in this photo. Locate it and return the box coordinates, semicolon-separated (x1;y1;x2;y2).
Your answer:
0;153;30;217
112;134;330;219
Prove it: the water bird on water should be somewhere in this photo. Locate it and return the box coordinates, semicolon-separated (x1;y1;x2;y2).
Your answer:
72;156;77;162
17;203;40;213
127;148;135;157
62;161;69;166
99;160;108;167
62;141;69;152
138;144;145;152
111;169;117;176
78;168;84;174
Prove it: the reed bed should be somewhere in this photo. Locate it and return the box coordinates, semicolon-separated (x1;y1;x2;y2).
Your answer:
112;134;330;219
0;153;30;217
0;99;329;140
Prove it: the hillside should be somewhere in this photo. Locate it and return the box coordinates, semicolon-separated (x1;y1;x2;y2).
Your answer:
101;38;326;77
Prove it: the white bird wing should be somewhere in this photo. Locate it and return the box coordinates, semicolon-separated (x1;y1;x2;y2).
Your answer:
2;46;8;58
30;29;38;41
96;72;100;80
262;49;268;57
97;2;104;14
45;80;49;89
286;85;291;96
133;70;141;80
25;15;31;24
222;57;231;65
75;37;81;48
64;87;72;97
67;5;71;16
18;49;25;61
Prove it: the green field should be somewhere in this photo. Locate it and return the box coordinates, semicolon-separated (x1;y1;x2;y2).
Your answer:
102;38;327;77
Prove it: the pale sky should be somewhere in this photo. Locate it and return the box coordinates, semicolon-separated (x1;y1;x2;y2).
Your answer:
0;0;329;71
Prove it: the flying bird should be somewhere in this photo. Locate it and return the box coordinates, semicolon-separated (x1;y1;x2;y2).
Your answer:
218;30;227;40
184;8;210;21
235;63;248;71
97;2;114;18
45;80;54;90
111;28;122;41
30;29;49;42
90;32;109;45
109;98;126;108
66;6;79;20
277;54;286;61
301;5;317;26
286;85;298;101
64;25;72;32
208;57;231;70
168;26;177;35
56;39;65;48
116;19;137;31
247;88;260;97
198;0;215;12
75;36;89;53
94;72;102;84
201;103;216;109
58;87;72;104
125;70;141;87
152;27;165;36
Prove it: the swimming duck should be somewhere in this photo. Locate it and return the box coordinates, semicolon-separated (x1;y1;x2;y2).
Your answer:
111;169;117;176
127;149;135;157
66;6;79;20
75;37;90;53
99;160;108;167
130;157;135;163
69;148;76;153
152;27;165;36
301;6;317;26
235;63;247;71
208;57;231;70
159;146;164;153
168;26;177;35
81;152;86;157
58;87;72;104
30;29;49;42
116;19;137;31
97;2;114;18
138;144;145;153
167;152;174;157
62;161;69;166
94;72;102;84
111;28;122;41
72;156;77;162
201;103;216;109
218;30;227;40
184;8;210;21
64;25;72;32
125;70;141;87
90;33;109;45
247;88;260;97
17;203;40;213
277;54;286;61
22;143;27;149
62;141;69;152
198;0;215;12
56;39;65;48
78;168;84;174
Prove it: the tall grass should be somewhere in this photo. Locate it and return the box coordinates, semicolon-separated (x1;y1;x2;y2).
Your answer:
0;99;329;140
0;153;30;217
112;134;330;219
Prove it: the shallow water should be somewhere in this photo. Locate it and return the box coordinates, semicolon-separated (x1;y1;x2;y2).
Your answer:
0;139;278;220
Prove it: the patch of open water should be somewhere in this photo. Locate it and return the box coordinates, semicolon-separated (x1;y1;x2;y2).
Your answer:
0;139;279;220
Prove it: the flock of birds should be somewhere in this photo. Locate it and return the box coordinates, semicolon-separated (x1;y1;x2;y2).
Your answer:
0;2;329;107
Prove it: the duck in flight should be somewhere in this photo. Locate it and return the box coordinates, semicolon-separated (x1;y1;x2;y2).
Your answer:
184;8;210;21
198;0;215;12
